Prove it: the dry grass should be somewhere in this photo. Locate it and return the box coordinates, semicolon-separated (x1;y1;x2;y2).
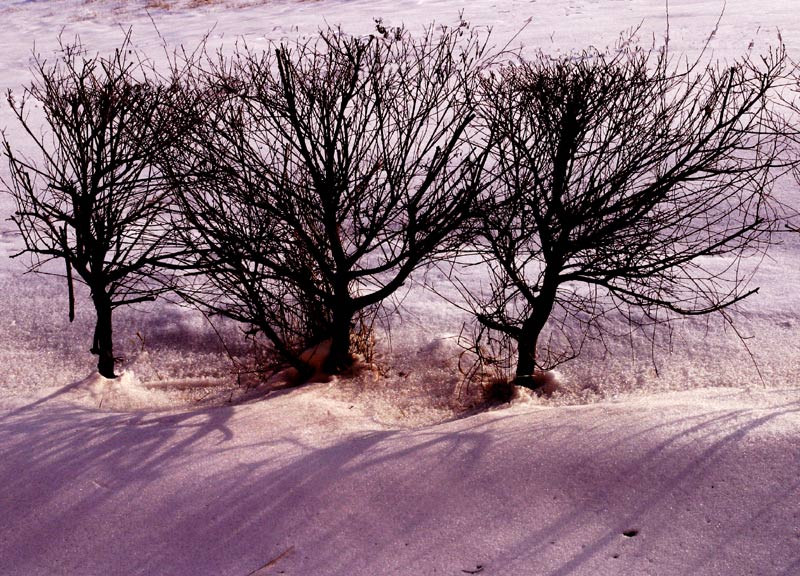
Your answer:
144;0;223;8
141;0;278;9
481;377;516;405
73;0;283;10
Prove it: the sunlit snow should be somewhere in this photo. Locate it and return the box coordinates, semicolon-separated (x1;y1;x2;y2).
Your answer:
0;1;799;575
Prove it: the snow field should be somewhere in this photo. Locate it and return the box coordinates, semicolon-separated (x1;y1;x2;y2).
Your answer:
1;384;798;575
0;2;799;575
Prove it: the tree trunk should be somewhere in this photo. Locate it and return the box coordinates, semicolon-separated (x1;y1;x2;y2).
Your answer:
323;300;354;374
514;321;544;389
91;289;116;379
514;292;556;390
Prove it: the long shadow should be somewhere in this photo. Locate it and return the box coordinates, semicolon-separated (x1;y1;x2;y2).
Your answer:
0;377;92;420
1;390;799;575
0;386;237;574
490;398;800;576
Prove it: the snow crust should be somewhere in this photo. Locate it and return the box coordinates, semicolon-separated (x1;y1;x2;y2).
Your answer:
0;1;799;575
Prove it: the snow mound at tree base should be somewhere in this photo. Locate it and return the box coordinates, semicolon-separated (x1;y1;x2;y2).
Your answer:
60;370;244;412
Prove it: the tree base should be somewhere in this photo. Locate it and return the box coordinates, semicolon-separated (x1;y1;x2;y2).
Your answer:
92;349;117;379
514;371;561;395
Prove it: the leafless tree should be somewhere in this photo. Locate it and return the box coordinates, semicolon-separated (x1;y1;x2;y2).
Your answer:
3;36;187;378
168;21;490;375
462;44;792;390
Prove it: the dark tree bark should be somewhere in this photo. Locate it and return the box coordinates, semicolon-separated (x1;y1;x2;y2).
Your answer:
325;295;356;374
515;289;557;386
91;289;116;378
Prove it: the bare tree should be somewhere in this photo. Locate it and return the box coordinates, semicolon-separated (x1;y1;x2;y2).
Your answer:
463;44;792;390
168;21;490;375
3;36;186;378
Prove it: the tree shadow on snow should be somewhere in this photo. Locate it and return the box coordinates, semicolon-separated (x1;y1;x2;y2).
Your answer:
0;392;799;575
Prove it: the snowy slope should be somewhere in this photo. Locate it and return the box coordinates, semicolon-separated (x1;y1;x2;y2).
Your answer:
1;385;799;576
0;1;799;575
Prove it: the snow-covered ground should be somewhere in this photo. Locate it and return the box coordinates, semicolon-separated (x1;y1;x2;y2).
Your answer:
1;1;799;575
2;384;799;576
